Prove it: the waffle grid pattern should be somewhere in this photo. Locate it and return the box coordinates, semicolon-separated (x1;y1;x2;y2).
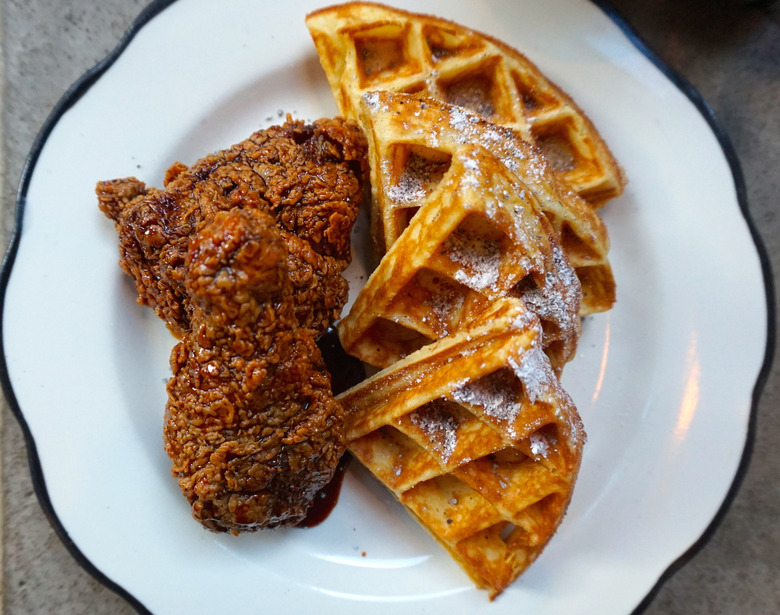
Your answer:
339;302;584;597
338;149;581;372
306;2;625;207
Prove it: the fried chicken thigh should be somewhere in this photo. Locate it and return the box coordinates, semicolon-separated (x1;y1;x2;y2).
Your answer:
98;118;367;531
166;208;345;532
97;117;367;338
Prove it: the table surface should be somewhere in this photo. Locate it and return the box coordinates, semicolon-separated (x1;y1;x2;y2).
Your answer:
1;1;778;613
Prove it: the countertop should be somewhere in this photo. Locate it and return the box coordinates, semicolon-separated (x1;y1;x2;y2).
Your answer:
1;1;778;613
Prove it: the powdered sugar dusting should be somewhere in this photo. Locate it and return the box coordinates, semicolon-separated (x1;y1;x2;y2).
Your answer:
520;245;580;342
510;307;536;331
529;431;552;458
387;170;428;203
450;369;523;436
431;97;564;209
422;278;465;335
387;150;449;204
409;400;460;463
508;341;554;404
460;154;484;190
444;229;501;291
448;105;477;133
363;91;381;111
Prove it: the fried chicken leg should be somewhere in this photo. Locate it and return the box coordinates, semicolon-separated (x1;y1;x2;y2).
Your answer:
165;208;345;532
98;118;367;531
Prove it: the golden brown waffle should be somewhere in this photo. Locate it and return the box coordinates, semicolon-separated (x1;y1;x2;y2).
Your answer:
306;1;625;207
338;147;582;373
338;300;585;598
357;90;614;314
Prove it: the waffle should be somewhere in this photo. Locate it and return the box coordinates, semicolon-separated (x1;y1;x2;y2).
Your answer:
338;299;585;598
306;1;625;208
357;90;614;314
338;146;582;373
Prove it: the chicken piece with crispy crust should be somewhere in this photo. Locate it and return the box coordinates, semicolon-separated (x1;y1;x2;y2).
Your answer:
165;208;345;532
97;117;367;338
98;118;366;532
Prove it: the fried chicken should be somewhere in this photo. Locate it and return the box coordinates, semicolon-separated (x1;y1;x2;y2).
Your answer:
98;118;367;531
165;208;345;532
97;117;367;338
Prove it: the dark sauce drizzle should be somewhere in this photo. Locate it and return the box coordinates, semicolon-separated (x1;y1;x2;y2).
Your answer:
298;326;366;528
317;325;366;396
297;453;352;528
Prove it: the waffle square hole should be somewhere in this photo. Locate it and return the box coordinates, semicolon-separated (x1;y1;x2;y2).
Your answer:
403;398;506;467
526;423;560;460
438;59;503;120
509;273;540;297
393;205;420;235
574;264;615;310
537;131;578;173
450;367;526;430
405;399;466;464
423;25;484;63
371;425;441;486
510;493;565;544
358;317;433;366
388;144;452;206
405;473;498;539
399;81;428;95
512;70;562;116
557;220;602;263
389;267;470;338
534;118;599;180
354;24;419;85
441;214;507;292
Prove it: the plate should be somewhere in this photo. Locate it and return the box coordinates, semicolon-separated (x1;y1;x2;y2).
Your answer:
0;0;771;613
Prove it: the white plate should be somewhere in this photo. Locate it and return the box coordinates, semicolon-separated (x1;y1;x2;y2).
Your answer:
1;0;771;613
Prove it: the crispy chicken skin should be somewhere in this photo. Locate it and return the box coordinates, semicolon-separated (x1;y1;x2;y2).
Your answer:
166;208;345;532
97;117;367;338
98;118;367;531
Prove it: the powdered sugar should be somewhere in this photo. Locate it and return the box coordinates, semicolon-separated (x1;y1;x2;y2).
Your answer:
529;430;555;458
423;279;465;335
508;341;554;404
450;369;523;432
448;105;477;133
520;245;580;342
387;169;429;204
409;400;460;462
362;91;388;113
387;150;450;204
444;229;501;291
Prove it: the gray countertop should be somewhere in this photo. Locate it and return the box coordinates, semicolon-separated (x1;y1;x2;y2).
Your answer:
2;1;778;613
